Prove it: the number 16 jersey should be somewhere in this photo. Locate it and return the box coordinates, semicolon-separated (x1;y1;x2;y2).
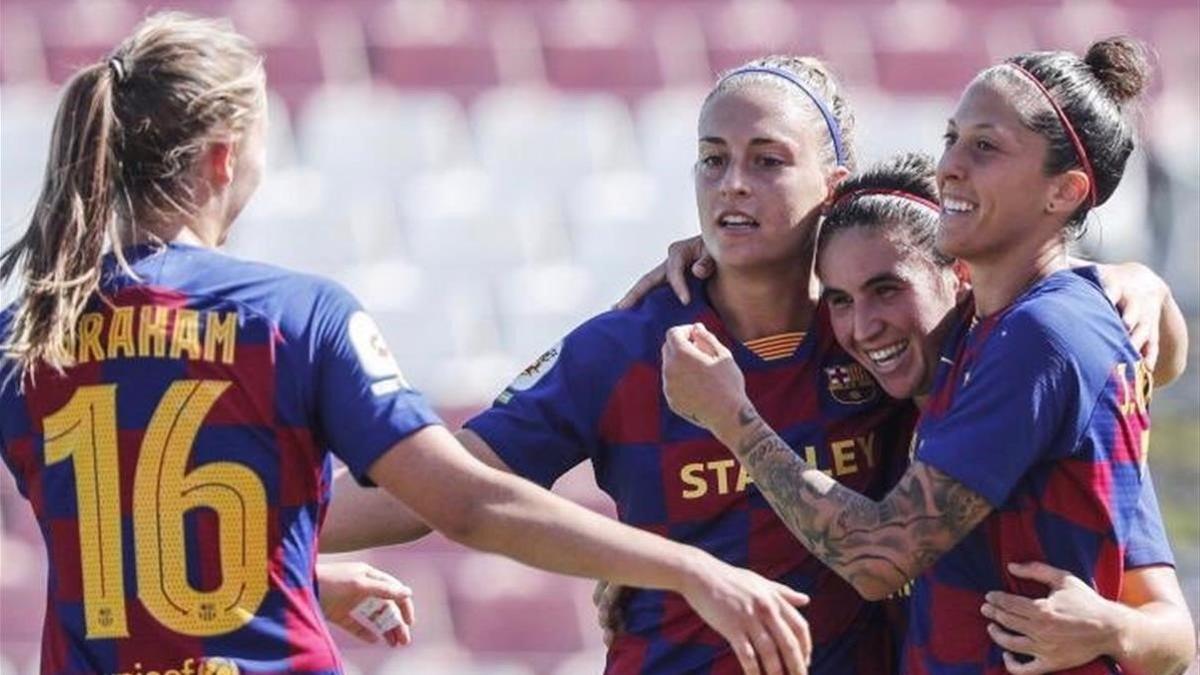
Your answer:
0;242;441;675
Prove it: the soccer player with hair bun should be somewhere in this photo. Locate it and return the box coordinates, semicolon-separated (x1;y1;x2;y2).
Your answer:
661;37;1195;674
816;151;1193;674
0;13;816;675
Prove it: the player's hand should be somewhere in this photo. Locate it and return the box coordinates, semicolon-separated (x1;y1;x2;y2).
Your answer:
980;562;1119;674
592;579;627;647
316;560;415;647
1095;261;1168;369
662;323;748;436
615;236;715;309
680;554;812;675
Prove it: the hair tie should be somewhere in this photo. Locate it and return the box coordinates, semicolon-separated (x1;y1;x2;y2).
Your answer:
108;57;127;84
719;66;847;167
1006;62;1098;208
830;188;941;214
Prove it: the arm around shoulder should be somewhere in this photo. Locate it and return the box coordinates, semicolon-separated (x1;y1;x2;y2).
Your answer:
1109;565;1196;675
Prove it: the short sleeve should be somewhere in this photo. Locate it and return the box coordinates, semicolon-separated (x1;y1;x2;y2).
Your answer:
0;441;29;499
311;285;442;484
917;314;1081;507
1123;468;1175;568
465;326;620;489
0;328;31;499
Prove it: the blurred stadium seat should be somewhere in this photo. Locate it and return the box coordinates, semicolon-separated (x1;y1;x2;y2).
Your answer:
536;0;667;99
0;86;56;228
365;0;502;98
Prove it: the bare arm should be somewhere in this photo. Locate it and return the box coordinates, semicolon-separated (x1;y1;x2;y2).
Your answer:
1149;287;1187;387
983;562;1196;675
1109;565;1196;674
320;429;512;553
662;323;992;600
715;403;990;600
367;424;815;675
1086;260;1188;387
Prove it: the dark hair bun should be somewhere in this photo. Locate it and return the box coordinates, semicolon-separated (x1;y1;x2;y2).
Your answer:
1084;36;1150;105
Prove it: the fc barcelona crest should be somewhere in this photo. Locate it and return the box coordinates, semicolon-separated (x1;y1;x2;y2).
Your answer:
824;363;878;405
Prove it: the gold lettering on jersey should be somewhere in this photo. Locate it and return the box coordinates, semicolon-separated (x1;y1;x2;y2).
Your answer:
1114;361;1151;418
107;307;136;359
78;312;106;363
858;433;877;469
169;309;202;360
113;656;240;675
1114;360;1153;468
204;311;238;364
681;463;709;499
681;460;754;499
831;439;857;475
69;306;239;365
139;306;170;357
680;434;877;499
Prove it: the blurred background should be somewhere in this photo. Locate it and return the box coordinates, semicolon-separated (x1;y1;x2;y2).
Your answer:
0;0;1196;672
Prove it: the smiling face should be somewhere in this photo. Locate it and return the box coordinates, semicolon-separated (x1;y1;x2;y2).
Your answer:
694;84;836;272
936;77;1067;265
819;226;963;399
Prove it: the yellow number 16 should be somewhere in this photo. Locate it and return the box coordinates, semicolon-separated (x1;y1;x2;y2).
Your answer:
43;381;268;639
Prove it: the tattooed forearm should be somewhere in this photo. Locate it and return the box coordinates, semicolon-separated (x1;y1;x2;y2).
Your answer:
722;404;993;599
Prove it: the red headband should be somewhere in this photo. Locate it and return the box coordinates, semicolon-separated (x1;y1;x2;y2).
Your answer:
1007;62;1098;208
829;188;942;214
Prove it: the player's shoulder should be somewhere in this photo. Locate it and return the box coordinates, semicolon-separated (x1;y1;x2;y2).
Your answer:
193;247;349;304
985;270;1130;383
1002;269;1120;347
171;247;361;331
569;282;698;357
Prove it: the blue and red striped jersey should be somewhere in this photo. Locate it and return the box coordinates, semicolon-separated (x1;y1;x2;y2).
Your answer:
466;277;917;674
905;268;1173;674
0;242;441;675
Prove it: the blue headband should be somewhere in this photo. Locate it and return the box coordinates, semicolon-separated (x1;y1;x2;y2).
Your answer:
719;66;847;167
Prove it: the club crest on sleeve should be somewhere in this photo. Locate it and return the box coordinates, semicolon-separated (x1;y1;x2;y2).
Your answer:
824;363;878;405
497;341;563;404
348;311;411;395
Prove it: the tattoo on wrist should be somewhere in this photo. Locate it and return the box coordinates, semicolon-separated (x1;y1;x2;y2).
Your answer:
726;406;992;592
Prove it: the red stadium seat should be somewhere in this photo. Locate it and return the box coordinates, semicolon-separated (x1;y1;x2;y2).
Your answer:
865;3;991;95
535;0;666;99
38;0;140;83
446;553;589;660
365;0;500;99
0;5;46;83
701;1;826;75
231;0;376;110
871;46;991;95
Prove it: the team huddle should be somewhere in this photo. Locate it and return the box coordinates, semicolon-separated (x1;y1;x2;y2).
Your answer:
0;9;1195;675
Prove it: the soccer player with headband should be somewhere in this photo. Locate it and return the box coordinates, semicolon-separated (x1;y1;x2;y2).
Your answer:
322;55;920;673
0;13;813;675
659;37;1195;673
